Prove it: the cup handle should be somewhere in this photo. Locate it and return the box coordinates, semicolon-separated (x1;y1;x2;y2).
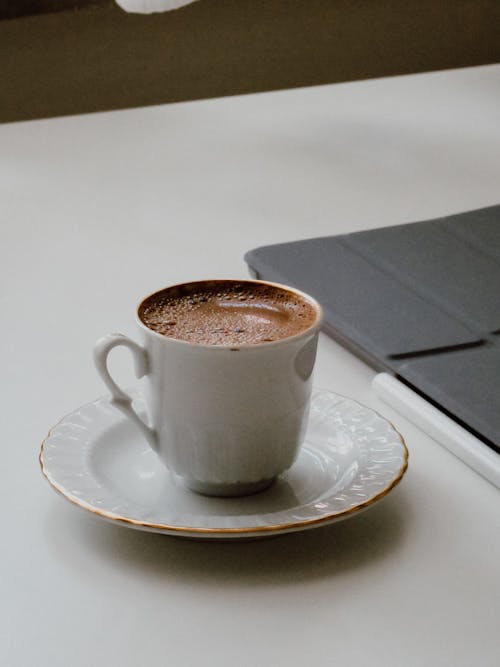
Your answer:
93;333;158;451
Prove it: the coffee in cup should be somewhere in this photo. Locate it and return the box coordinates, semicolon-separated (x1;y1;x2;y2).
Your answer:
94;279;322;497
138;280;318;346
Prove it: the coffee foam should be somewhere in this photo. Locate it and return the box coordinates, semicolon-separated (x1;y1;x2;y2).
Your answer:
138;281;317;346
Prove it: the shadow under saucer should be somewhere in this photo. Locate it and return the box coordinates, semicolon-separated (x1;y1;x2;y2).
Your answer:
44;484;411;588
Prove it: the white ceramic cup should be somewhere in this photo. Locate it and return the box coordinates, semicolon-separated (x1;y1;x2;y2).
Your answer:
94;279;322;497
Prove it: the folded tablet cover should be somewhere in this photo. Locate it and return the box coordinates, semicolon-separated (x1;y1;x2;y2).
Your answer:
245;205;500;452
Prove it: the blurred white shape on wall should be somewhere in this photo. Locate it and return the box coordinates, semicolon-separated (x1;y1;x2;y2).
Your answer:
115;0;199;13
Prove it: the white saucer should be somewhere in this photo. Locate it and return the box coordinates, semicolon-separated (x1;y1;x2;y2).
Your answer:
40;389;408;540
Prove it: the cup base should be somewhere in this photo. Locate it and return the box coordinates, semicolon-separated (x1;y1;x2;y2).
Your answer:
178;476;276;498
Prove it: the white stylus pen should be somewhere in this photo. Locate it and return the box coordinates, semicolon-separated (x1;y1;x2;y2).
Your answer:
372;373;500;489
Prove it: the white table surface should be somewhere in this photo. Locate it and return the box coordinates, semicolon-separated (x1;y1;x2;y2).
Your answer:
2;64;500;667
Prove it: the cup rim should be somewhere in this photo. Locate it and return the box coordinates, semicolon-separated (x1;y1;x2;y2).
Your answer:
135;278;323;350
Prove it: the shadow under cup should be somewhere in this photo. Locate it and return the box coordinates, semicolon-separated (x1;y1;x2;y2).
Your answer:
100;279;323;497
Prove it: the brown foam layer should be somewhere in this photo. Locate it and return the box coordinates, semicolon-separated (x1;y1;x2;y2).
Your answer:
139;281;317;346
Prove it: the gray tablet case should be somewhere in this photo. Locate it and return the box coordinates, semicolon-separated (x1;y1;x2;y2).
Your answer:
245;205;500;453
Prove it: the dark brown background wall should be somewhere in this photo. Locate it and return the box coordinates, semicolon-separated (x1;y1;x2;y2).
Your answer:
1;0;500;123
